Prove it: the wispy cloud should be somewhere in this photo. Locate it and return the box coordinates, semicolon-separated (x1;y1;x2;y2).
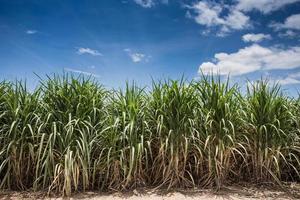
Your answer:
185;0;300;36
272;76;300;85
76;47;103;56
236;0;300;14
134;0;155;8
242;33;272;43
133;0;168;8
124;48;151;63
26;30;37;34
269;71;300;85
279;30;298;38
199;44;300;76
186;1;250;36
64;68;101;78
270;14;300;31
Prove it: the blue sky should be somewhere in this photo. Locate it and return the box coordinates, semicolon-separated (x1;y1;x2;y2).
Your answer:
0;0;300;94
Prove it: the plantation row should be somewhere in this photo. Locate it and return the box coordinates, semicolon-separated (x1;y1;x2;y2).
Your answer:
0;75;300;196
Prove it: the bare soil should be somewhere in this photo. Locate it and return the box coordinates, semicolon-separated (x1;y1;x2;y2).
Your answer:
1;183;300;199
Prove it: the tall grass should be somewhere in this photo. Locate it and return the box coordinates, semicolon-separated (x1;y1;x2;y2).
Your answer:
0;81;42;190
0;74;299;196
242;80;300;183
147;79;199;188
194;76;244;188
101;83;149;190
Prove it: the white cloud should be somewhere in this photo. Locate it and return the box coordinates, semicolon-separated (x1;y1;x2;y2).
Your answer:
64;68;101;78
185;10;192;19
224;9;250;30
76;47;102;56
271;14;300;30
26;30;37;34
279;30;298;38
199;44;300;76
130;53;146;62
289;71;300;79
133;0;167;7
242;33;272;42
236;0;300;14
124;49;150;63
186;0;300;36
274;76;300;85
190;1;223;27
269;71;300;85
187;1;250;34
134;0;155;8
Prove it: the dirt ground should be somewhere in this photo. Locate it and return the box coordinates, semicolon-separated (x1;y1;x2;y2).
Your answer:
1;183;300;200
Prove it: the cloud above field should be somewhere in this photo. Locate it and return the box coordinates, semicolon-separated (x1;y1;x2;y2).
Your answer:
199;44;300;76
279;30;298;38
64;67;101;78
242;33;272;43
236;0;300;14
133;0;167;8
134;0;154;8
26;30;37;34
269;71;300;85
270;14;300;30
76;47;102;56
273;76;300;85
186;0;300;35
124;48;151;63
186;1;250;35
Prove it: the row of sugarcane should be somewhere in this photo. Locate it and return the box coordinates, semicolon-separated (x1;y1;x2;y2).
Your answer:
0;74;299;196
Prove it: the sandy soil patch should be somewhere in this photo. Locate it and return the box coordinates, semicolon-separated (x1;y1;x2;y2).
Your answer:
1;183;300;199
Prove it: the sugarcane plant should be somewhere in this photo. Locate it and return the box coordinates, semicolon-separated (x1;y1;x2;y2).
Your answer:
0;74;299;196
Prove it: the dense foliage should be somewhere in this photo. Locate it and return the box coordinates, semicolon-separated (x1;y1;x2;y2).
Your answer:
0;75;299;196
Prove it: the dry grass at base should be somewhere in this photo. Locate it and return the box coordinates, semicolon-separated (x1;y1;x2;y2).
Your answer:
1;182;300;200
